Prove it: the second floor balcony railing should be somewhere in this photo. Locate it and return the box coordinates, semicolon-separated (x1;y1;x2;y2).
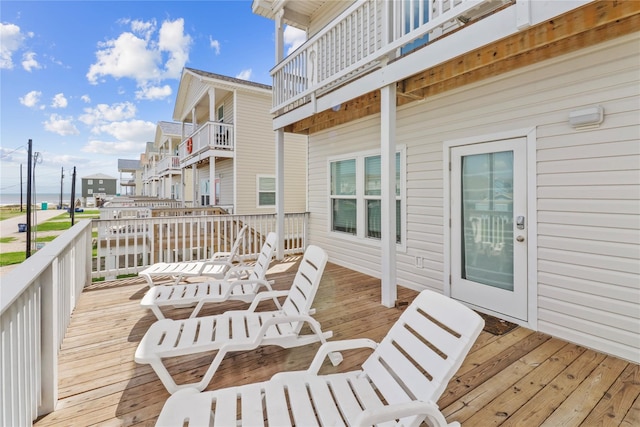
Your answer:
178;121;234;161
157;155;180;174
271;0;512;113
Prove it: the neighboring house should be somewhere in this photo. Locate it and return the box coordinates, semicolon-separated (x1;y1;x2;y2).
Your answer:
253;0;640;363
141;141;159;197
172;68;308;214
117;159;141;196
152;121;194;203
81;173;117;206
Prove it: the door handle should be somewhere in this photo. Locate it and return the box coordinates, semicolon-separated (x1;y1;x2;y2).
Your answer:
516;235;525;242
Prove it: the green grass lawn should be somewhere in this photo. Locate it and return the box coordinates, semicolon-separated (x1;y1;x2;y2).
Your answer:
0;237;17;244
0;251;26;266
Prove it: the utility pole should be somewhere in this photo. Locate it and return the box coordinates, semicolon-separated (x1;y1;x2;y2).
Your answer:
20;163;23;212
59;167;64;209
70;166;77;225
26;140;32;258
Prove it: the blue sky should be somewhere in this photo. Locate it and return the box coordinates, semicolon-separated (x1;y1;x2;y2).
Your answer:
1;0;304;195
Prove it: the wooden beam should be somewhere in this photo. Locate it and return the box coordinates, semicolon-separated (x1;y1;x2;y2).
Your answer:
284;0;640;135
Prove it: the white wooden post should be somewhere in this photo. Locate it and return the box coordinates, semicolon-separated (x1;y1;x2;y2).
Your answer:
275;9;286;260
381;83;397;307
39;264;58;415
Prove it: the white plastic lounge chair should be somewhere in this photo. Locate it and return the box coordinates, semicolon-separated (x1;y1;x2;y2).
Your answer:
140;232;277;320
138;225;248;287
155;289;484;427
135;245;343;394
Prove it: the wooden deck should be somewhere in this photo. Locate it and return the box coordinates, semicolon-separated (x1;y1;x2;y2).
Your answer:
34;257;639;426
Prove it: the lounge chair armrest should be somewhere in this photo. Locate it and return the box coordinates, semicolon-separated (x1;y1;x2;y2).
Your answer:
354;400;451;427
247;290;288;311
200;259;234;270
308;338;377;374
223;264;254;278
225;278;272;292
210;251;231;260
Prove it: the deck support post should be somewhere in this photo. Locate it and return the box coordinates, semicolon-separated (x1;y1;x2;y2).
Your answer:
380;83;397;308
275;129;285;260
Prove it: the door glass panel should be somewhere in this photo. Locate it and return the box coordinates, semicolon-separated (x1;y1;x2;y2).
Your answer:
461;151;514;291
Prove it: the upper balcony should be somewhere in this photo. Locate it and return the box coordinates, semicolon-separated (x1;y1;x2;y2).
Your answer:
178;121;234;166
270;0;517;116
157;155;181;176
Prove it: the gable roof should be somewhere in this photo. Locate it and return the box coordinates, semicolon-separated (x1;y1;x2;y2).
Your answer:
118;159;141;171
82;173;116;180
173;67;272;121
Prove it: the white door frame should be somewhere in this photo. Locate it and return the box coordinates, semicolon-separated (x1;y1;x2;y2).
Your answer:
443;127;538;328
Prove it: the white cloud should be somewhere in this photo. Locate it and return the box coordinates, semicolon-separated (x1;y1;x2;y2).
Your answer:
82;139;146;155
78;102;137;129
19;90;43;108
158;18;192;79
81;95;91;103
0;23;24;69
86;17;191;94
130;19;156;40
135;84;172;100
22;51;41;72
51;93;68;108
284;26;306;55
86;32;160;84
43;113;79;136
94;119;155;142
209;37;220;55
236;69;252;81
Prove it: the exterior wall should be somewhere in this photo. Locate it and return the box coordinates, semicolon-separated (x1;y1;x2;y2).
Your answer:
235;91;308;214
217;158;234;207
306;34;639;362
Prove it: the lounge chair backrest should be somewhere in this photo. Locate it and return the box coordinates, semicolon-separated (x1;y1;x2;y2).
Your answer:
281;245;328;333
222;225;248;262
362;290;483;408
248;232;277;284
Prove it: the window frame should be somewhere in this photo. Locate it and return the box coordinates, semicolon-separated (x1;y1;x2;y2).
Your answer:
327;146;406;250
256;175;276;208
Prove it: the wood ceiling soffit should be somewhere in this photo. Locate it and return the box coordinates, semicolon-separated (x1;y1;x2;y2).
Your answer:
288;1;639;134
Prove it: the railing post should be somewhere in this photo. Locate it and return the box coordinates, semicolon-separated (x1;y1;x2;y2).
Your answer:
38;263;58;415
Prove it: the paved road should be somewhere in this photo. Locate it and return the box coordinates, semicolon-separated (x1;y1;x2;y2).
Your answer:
0;208;69;276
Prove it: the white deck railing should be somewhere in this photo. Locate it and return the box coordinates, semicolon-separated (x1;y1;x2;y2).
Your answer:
92;212;308;280
1;220;93;426
271;0;511;112
178;121;234;160
157;155;180;174
1;212;308;424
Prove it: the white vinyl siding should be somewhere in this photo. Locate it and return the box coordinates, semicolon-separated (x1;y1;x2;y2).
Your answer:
307;33;639;362
235;90;308;214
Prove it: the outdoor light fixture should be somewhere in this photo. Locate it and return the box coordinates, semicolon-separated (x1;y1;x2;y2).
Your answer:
569;105;604;129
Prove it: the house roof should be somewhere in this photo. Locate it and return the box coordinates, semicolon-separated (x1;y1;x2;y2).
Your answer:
117;159;141;171
172;67;272;122
157;121;192;137
184;67;271;91
82;173;116;180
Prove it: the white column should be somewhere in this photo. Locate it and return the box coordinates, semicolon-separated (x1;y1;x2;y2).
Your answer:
275;129;285;260
209;159;216;206
380;83;397;308
192;164;198;206
274;9;285;259
208;89;216;121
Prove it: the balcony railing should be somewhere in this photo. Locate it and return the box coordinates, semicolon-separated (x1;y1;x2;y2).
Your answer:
178;121;234;160
271;0;511;113
157;155;180;174
1;220;93;425
93;212;308;280
1;212;307;424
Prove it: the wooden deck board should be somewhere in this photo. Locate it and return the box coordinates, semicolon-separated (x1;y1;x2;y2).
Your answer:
34;259;639;426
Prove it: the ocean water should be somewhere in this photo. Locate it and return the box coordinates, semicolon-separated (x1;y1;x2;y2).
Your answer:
0;193;74;206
